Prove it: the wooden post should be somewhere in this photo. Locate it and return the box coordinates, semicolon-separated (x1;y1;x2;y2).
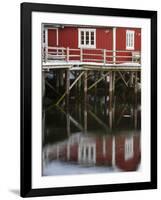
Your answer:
44;28;48;63
104;73;108;117
42;71;46;99
130;72;134;87
66;47;69;62
75;71;78;95
112;96;116;123
79;102;81;122
109;101;113;129
113;27;116;64
134;71;138;128
113;71;115;96
56;28;59;46
109;71;113;100
84;71;88;133
111;71;115;125
45;45;48;63
94;72;97;105
134;71;138;94
66;69;70;107
84;71;88;102
109;71;113;129
84;101;87;133
78;74;81;94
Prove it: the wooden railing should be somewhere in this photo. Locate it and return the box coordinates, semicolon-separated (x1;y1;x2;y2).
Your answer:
43;46;141;64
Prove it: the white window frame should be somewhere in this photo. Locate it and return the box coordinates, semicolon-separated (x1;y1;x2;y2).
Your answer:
78;28;96;48
126;30;135;50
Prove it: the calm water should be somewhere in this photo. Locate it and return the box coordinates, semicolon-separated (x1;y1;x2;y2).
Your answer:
42;92;141;176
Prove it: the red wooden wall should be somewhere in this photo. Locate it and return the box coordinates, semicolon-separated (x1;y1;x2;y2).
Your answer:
47;27;141;50
48;29;57;46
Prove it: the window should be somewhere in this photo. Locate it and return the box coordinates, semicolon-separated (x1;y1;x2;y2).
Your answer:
126;30;135;50
78;142;96;164
78;29;96;48
124;136;134;161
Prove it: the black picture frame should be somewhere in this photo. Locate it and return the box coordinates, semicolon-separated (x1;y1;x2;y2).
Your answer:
20;2;157;197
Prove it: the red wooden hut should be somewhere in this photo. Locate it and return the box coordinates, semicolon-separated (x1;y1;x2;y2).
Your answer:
42;24;141;64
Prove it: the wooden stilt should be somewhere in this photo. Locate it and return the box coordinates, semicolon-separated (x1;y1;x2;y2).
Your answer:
94;72;97;113
75;71;78;95
134;71;138;127
113;71;115;96
109;71;113;129
84;71;88;133
112;96;116;123
84;104;87;133
109;71;113;100
134;71;138;95
84;71;88;102
109;104;113;129
42;71;46;99
66;69;70;107
78;74;81;94
111;72;116;126
130;72;134;87
94;72;97;97
104;72;108;116
79;102;81;122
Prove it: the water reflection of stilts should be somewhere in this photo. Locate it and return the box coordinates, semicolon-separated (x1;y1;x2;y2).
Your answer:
55;105;84;133
53;95;140;139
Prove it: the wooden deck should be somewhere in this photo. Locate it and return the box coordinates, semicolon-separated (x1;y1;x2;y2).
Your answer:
43;62;141;71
